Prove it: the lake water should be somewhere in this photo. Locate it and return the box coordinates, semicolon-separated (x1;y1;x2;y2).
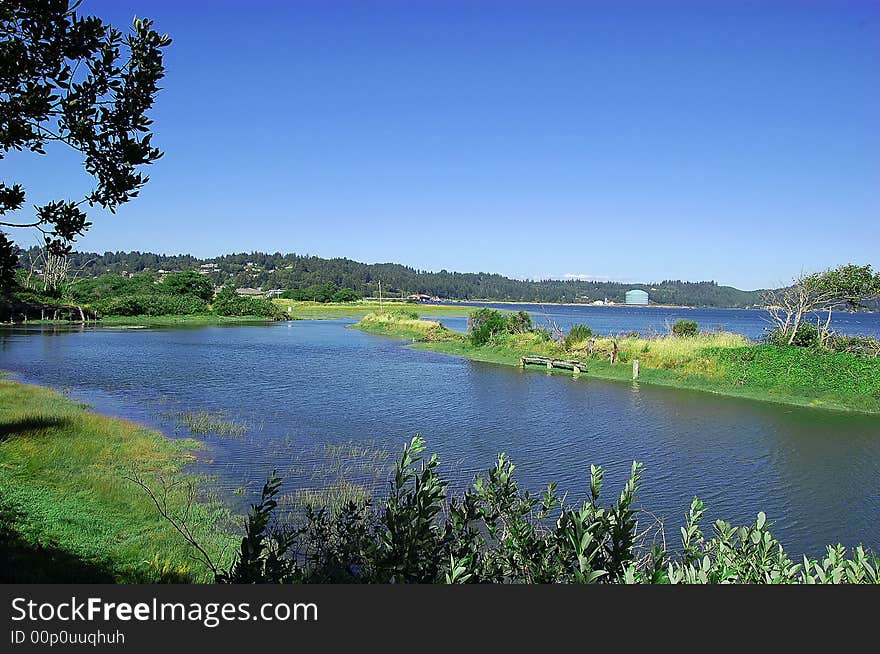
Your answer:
437;303;880;340
2;315;879;558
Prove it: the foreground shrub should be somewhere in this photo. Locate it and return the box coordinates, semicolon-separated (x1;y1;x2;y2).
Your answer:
162;437;879;584
672;320;699;337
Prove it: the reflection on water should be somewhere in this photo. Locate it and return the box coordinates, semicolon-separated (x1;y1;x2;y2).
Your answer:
1;318;879;557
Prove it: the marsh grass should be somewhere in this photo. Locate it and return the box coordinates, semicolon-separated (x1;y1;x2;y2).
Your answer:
171;410;248;438
353;311;464;342
571;332;750;376
281;482;373;515
269;441;394;518
0;379;235;582
320;441;393;483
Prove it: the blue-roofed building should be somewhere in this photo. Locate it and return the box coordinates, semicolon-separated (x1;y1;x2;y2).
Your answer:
625;289;649;305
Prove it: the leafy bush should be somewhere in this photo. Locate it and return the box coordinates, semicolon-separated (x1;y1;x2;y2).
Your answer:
386;309;419;320
280;282;359;303
94;294;209;316
827;334;880;358
331;288;361;303
532;327;553;343
766;322;819;348
468;309;532;346
672;320;699;337
159;271;215;302
212;287;283;318
69;273;161;304
507;310;533;333
197;437;879;584
564;324;593;349
766;322;879;358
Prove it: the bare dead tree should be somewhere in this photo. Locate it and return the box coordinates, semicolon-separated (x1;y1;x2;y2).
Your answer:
763;265;880;346
761;274;837;345
537;303;566;343
125;471;222;579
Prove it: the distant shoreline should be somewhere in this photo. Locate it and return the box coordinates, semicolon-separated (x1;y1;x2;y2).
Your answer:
433;299;877;313
436;299;743;310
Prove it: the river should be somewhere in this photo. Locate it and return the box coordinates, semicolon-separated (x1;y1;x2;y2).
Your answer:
2;314;879;557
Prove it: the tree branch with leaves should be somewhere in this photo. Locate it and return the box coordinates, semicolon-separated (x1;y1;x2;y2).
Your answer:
0;0;171;286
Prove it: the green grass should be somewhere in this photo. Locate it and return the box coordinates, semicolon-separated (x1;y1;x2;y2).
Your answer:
273;299;471;320
0;378;236;582
354;312;880;414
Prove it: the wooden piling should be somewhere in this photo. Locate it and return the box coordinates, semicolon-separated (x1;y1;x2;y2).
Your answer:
633;359;639;379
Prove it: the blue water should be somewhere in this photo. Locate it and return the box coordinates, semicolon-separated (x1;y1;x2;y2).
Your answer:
1;314;879;558
434;303;880;340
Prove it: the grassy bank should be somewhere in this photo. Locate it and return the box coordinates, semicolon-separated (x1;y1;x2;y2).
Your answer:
353;312;880;414
98;314;275;327
274;299;470;320
0;378;234;582
2;315;278;328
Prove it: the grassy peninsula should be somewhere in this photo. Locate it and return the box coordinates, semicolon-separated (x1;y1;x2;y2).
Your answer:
0;378;233;582
272;298;470;320
353;311;880;414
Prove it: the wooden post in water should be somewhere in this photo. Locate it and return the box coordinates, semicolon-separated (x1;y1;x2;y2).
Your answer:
633;359;639;380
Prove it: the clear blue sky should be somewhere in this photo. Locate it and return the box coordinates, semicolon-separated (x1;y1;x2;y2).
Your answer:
7;0;879;289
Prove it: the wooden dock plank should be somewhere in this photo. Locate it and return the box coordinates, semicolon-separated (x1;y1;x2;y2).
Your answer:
520;356;587;374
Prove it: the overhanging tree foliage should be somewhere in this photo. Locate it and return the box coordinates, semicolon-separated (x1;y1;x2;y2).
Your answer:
0;0;170;285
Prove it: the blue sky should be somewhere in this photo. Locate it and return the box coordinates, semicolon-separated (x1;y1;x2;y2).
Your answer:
7;0;878;289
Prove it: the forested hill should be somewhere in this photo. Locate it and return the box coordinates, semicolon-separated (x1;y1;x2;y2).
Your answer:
18;247;765;307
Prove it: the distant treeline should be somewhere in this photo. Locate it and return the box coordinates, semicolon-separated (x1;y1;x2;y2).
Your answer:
18;247;766;307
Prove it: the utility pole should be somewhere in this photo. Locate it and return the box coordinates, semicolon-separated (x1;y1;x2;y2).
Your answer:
378;279;383;312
